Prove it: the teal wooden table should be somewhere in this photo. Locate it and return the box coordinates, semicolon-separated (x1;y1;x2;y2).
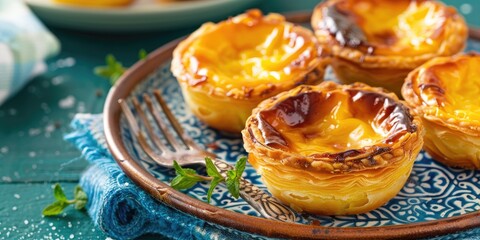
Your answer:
0;1;477;239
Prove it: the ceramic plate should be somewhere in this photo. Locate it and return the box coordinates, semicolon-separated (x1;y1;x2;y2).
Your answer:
103;12;480;239
25;0;260;32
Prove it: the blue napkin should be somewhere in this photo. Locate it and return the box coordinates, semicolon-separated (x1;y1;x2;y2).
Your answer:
0;0;60;105
65;113;480;240
65;114;261;240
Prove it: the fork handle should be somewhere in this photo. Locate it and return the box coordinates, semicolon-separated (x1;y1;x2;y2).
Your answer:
212;159;296;222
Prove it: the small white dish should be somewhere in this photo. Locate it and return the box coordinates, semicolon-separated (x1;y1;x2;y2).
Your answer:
24;0;261;32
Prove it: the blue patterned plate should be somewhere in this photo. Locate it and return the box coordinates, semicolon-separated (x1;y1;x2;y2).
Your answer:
103;14;480;239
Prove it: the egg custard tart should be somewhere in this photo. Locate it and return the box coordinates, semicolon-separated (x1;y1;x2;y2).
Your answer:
171;10;326;133
402;53;480;169
242;82;424;215
311;0;467;95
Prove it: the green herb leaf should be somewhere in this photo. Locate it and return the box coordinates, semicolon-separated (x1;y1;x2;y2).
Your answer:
43;184;89;217
42;201;68;216
225;157;247;199
182;168;201;179
110;71;124;84
171;175;200;190
207;177;223;203
73;186;87;210
173;161;204;181
93;67;111;78
94;54;125;85
226;170;240;199
53;183;67;202
171;161;206;190
138;49;148;60
173;160;186;175
205;157;222;179
235;157;247;177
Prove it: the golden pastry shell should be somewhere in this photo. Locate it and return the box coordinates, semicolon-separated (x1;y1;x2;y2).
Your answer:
402;53;480;169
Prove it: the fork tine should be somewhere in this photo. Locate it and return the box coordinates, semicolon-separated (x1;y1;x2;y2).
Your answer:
131;97;169;153
153;90;199;150
119;99;171;164
143;93;186;152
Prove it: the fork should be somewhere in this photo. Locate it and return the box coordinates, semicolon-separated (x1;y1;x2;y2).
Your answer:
118;89;296;222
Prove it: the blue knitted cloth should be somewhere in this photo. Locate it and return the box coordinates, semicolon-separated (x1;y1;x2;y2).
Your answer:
65;114;262;240
65;113;480;240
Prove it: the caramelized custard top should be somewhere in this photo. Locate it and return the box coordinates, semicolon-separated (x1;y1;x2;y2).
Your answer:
409;54;480;125
255;84;415;157
178;10;321;98
314;0;462;56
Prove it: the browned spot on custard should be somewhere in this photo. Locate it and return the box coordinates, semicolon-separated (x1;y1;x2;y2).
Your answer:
319;3;390;58
347;89;416;143
257;114;288;149
257;90;321;148
261;91;322;128
417;61;458;106
320;4;368;48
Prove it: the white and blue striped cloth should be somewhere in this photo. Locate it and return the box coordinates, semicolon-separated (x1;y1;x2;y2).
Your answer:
0;0;59;105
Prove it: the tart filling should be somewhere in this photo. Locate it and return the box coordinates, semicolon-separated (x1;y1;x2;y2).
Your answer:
311;0;467;94
243;82;424;215
172;10;326;132
402;53;480;169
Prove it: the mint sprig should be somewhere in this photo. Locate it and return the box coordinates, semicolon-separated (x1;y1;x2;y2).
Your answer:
94;54;125;85
42;184;88;216
170;157;247;203
94;49;148;85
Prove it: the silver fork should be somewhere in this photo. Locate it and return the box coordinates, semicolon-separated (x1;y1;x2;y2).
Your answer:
118;89;296;222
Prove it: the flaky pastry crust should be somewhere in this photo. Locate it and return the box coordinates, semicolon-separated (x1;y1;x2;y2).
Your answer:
402;53;480;169
242;81;424;215
172;9;327;132
311;0;467;95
